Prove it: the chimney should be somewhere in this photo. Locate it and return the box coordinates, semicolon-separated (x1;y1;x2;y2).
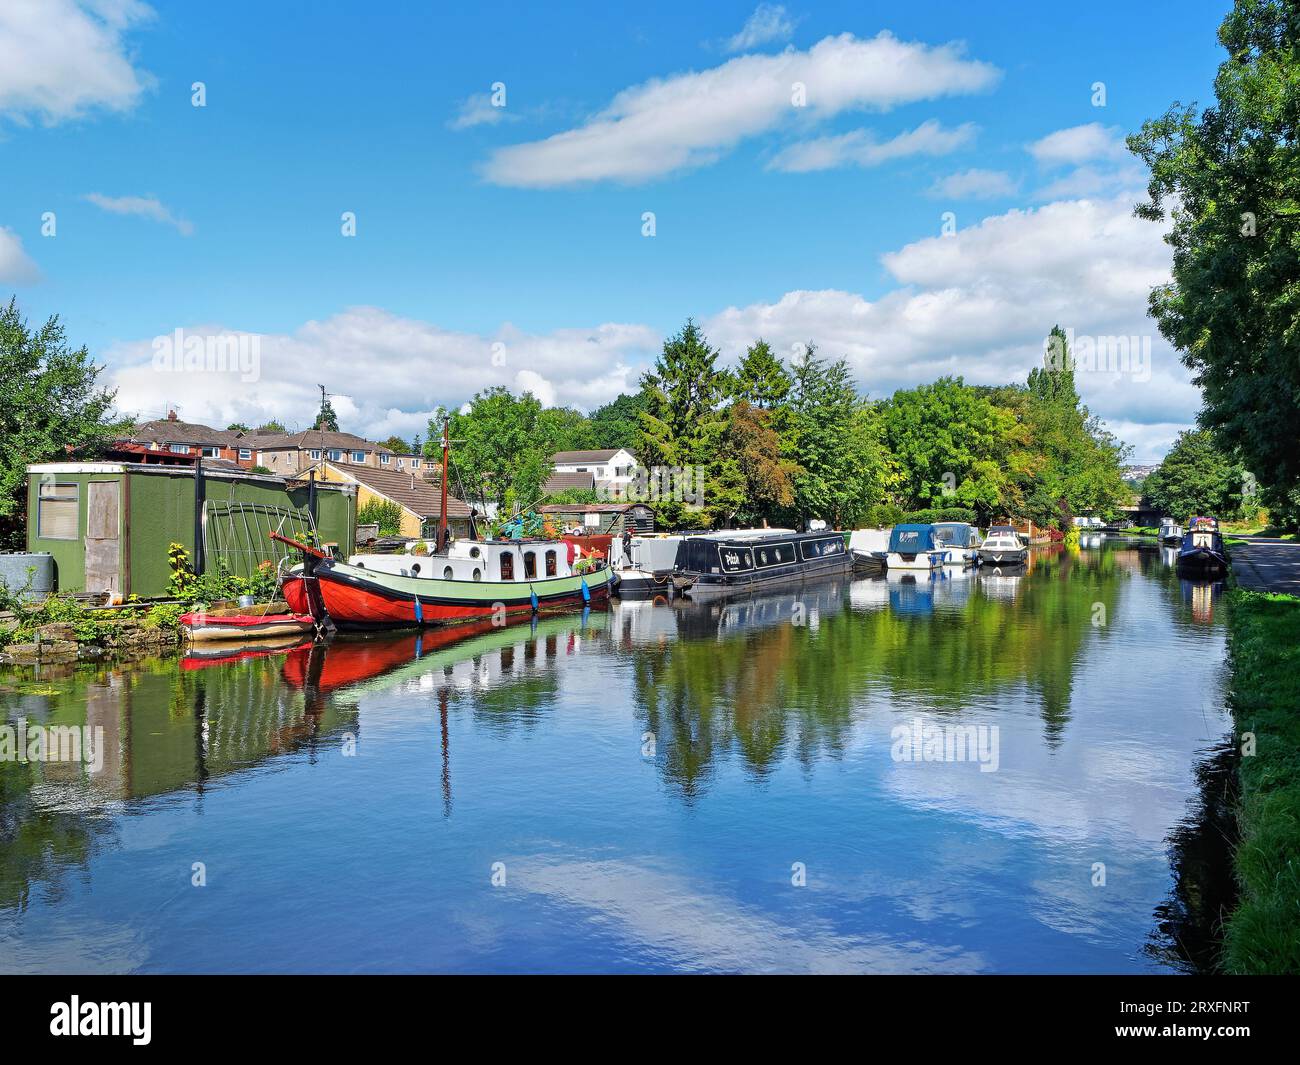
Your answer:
167;410;178;421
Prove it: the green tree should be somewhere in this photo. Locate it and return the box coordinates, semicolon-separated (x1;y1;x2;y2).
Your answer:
735;339;793;410
1128;0;1300;526
1144;429;1246;520
357;498;405;535
588;393;647;453
0;299;126;547
711;401;799;526
256;419;287;433
226;421;250;432
879;376;1017;524
380;435;413;454
313;386;340;432
638;319;734;526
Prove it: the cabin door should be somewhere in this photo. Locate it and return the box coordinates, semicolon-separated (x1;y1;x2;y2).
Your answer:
84;481;122;596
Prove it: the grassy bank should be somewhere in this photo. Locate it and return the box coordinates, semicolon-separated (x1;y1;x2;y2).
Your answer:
1223;589;1300;973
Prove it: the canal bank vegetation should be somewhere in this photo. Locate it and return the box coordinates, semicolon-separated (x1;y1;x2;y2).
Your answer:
1223;589;1300;974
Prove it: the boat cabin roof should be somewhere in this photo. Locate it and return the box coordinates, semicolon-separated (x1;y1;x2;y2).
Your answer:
888;524;937;552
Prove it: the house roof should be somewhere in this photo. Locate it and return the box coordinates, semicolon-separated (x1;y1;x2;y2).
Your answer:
250;429;394;454
127;417;239;447
326;462;472;519
550;449;623;464
543;470;596;493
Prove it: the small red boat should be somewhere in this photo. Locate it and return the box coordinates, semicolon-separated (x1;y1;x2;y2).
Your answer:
180;605;316;643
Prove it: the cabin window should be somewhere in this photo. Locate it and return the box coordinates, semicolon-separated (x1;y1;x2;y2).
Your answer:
523;551;537;579
469;546;481;559
37;482;78;540
545;550;557;576
443;566;454;580
801;539;821;560
500;553;514;580
720;547;753;572
472;568;481;581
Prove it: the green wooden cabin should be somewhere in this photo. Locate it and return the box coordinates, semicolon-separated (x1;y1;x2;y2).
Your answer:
25;462;356;597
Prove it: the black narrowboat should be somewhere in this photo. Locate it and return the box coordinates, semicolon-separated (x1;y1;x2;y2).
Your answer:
673;530;852;596
1176;516;1229;576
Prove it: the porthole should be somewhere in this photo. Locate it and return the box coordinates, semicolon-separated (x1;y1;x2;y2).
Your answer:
473;568;482;581
469;547;481;559
443;566;454;580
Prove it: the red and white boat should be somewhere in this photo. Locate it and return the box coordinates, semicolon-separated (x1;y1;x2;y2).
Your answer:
180;606;316;643
278;423;614;631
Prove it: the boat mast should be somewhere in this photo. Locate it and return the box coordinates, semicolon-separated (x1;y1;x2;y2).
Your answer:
438;417;450;552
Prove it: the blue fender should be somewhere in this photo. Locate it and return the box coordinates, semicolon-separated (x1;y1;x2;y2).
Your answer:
530;585;539;614
580;577;590;603
413;596;423;625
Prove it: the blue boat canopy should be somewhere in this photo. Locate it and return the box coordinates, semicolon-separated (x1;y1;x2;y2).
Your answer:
932;522;979;547
888;524;937;553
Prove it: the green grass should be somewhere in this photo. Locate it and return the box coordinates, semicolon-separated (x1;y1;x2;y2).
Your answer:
1223;589;1300;974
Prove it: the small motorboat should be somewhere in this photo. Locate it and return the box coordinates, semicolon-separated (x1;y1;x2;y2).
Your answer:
978;529;1028;566
884;524;950;570
180;602;317;642
613;534;696;598
1158;518;1183;544
932;522;983;566
847;528;890;570
1176;516;1229;576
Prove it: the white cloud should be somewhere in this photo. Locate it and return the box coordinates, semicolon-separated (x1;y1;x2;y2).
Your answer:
768;119;976;173
482;32;999;186
0;0;153;125
448;92;515;130
704;195;1195;461
927;167;1018;200
1027;122;1126;166
106;308;660;432
0;226;41;284
723;3;795;53
84;193;193;235
106;198;1192;462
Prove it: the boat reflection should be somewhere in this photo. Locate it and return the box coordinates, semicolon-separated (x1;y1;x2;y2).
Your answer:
1181;579;1224;624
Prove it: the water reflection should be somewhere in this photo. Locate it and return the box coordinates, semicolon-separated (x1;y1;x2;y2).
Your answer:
0;542;1235;973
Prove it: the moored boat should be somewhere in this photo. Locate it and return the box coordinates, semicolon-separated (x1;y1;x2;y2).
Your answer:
672;529;851;595
1176;516;1229;576
978;529;1027;566
847;528;890;570
611;533;697;598
279;420;614;630
884;524;949;570
179;604;316;643
1158;518;1183;544
932;522;983;566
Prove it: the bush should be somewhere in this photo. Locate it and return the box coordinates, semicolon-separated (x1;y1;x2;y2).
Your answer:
900;507;978;525
358;498;404;536
864;503;905;528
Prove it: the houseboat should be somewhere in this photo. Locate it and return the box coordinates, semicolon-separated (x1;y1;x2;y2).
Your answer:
1158;518;1183;544
280;422;615;630
883;524;949;570
1176;516;1229;576
932;522;983;565
672;529;851;595
978;528;1027;566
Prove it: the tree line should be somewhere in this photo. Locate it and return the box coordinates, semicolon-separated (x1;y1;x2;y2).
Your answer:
427;319;1134;531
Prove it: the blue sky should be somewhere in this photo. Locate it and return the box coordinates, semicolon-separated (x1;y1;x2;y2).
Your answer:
0;0;1232;459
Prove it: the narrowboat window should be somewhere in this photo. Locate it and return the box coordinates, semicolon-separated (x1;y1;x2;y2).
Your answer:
500;553;514;580
545;550;557;576
443;566;454;579
801;539;821;559
721;547;753;571
469;546;481;558
472;568;481;581
523;551;537;579
37;482;78;540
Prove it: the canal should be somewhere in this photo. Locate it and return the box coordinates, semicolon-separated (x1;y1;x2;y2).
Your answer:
0;539;1235;973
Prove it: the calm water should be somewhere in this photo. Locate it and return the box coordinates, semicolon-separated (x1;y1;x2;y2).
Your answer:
0;540;1235;974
